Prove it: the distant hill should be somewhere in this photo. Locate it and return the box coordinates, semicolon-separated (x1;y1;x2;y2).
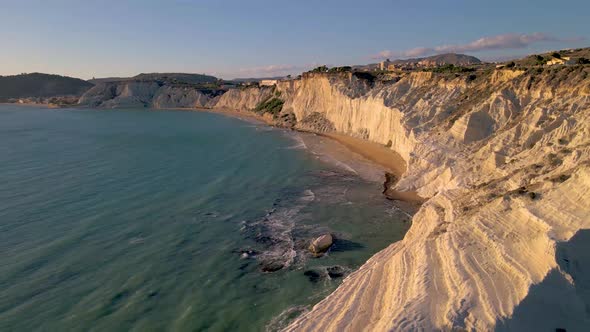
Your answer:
89;73;219;85
229;76;287;83
0;73;94;100
87;77;129;84
355;53;482;70
511;47;590;66
393;53;482;66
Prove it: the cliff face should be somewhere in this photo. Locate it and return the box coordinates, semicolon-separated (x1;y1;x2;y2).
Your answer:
152;86;219;109
214;86;276;111
78;81;220;108
214;67;590;331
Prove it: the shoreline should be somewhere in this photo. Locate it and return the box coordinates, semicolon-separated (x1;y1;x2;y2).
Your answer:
315;132;425;204
5;102;424;204
0;102;61;109
202;107;425;204
197;107;276;126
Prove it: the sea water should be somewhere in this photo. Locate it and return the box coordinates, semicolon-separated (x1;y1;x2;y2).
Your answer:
0;105;410;331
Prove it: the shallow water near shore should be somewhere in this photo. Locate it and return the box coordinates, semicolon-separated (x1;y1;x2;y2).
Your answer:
0;105;410;331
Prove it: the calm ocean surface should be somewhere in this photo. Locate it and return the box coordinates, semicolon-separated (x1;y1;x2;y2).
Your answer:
0;105;409;331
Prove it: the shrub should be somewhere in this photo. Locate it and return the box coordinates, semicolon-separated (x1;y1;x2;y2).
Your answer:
535;55;547;65
352;71;377;82
328;66;352;73
547;153;563;166
551;174;571;183
254;97;284;117
577;58;590;65
310;66;329;73
424;64;475;73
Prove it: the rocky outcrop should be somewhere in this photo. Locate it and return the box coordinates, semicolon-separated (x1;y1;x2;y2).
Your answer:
309;234;333;255
152;86;220;108
78;81;161;108
213;86;276;111
78;81;222;108
298;112;336;133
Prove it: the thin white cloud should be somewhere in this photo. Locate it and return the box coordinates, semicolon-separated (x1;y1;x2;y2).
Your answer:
222;62;322;78
372;33;585;60
237;64;300;75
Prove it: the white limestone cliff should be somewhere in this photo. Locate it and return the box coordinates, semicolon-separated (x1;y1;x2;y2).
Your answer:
215;68;590;331
78;66;590;330
214;86;276;111
78;81;218;108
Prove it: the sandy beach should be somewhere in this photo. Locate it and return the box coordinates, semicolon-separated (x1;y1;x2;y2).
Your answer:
203;107;425;206
321;133;407;176
202;107;275;126
319;133;425;204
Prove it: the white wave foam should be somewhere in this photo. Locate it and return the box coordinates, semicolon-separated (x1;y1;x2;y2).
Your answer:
300;189;315;202
331;158;358;174
266;305;310;331
285;134;308;150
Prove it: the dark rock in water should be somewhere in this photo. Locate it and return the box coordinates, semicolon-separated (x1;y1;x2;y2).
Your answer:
304;266;347;282
309;234;333;255
303;269;323;283
260;260;285;272
382;172;398;196
327;266;346;278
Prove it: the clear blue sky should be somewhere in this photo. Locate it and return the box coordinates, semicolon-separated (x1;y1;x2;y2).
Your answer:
0;0;588;79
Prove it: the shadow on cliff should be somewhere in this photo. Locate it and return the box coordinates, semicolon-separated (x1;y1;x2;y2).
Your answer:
495;229;590;332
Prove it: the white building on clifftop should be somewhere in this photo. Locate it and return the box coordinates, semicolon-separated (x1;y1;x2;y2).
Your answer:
260;79;278;86
379;59;392;70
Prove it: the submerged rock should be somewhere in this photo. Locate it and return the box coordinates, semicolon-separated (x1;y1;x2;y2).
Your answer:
304;265;348;283
309;234;333;255
260;259;285;272
326;265;346;278
303;269;324;283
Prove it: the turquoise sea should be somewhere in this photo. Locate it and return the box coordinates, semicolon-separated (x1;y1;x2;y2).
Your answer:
0;105;409;331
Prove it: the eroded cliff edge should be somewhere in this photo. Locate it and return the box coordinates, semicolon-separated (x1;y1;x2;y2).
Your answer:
78;80;223;108
215;68;590;331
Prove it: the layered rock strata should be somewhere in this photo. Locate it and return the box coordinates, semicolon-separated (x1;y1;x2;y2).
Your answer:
216;68;590;331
